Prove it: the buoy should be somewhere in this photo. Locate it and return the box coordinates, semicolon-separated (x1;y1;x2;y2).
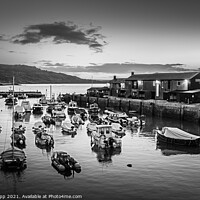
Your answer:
127;164;132;167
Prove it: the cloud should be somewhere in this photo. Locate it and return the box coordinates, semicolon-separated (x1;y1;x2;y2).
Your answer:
39;62;198;75
0;34;9;41
11;21;106;52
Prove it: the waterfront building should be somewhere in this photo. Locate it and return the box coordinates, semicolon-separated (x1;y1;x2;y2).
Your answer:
87;86;110;97
109;76;126;97
109;72;200;103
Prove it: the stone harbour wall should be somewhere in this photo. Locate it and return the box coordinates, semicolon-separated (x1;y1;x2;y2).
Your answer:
63;93;200;124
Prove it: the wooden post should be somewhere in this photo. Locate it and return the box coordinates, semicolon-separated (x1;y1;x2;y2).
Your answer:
119;99;121;111
180;104;184;121
139;100;142;115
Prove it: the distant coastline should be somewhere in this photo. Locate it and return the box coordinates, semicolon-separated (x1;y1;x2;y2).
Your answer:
0;64;109;84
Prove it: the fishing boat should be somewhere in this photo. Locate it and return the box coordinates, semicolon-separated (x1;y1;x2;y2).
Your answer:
32;103;43;115
51;104;66;119
0;77;27;170
154;127;200;147
51;151;81;173
61;121;77;136
88;102;100;114
67;100;78;115
90;124;122;149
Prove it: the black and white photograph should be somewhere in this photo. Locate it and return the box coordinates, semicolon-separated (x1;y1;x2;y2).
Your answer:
1;0;200;200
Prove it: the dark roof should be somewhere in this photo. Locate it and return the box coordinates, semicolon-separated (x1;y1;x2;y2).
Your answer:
126;72;199;81
87;86;109;91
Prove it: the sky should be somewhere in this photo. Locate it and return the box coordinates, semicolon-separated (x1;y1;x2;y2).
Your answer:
0;0;200;80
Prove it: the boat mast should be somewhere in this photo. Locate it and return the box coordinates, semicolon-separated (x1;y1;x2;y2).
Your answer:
12;76;15;152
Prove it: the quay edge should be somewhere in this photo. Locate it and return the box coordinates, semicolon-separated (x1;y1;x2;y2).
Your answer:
62;93;200;124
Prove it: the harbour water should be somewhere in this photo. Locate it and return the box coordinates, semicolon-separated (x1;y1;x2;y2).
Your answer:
0;84;200;200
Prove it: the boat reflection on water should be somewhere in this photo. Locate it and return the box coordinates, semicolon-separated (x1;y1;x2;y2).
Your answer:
35;142;53;153
91;145;121;163
156;143;200;156
51;164;78;179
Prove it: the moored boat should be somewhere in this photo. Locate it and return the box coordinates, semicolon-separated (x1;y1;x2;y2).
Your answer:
51;104;66;119
0;147;27;170
91;124;122;149
5;94;17;106
0;77;27;170
154;127;200;147
71;114;84;127
86;122;97;135
42;115;55;127
111;123;126;137
32;103;43;115
61;121;77;136
35;132;54;148
14;105;25;121
67;100;78;115
88;102;100;115
32;121;46;134
51;151;81;173
21;100;31;112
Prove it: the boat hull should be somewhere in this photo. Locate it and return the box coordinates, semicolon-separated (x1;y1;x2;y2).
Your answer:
156;131;200;147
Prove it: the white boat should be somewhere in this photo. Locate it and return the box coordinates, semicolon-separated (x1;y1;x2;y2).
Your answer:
88;103;100;114
127;116;145;127
154;127;200;147
87;122;97;132
52;105;66;119
61;121;77;135
91;124;122;149
111;123;126;137
21;100;31;112
14;105;25;121
32;121;46;134
0;77;27;170
71;114;84;127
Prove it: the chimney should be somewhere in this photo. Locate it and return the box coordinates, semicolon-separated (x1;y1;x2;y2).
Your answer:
131;72;134;76
113;75;116;80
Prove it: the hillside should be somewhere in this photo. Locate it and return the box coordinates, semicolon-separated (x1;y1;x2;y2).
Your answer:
0;64;107;84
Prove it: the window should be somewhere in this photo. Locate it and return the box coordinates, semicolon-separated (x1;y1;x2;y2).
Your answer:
177;81;181;86
121;83;125;88
132;81;138;89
